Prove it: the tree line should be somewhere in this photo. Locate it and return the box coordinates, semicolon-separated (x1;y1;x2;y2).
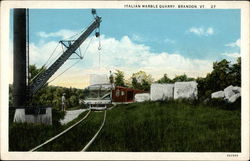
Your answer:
114;58;241;101
9;58;241;108
9;65;85;110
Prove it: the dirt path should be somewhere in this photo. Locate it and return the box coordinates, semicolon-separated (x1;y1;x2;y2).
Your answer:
60;109;87;125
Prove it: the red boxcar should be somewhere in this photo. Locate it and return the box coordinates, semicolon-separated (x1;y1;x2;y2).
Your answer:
112;86;145;103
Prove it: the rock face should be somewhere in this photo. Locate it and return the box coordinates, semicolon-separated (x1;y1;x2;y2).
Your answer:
174;81;198;100
150;83;174;101
211;85;241;103
211;91;225;99
135;93;150;102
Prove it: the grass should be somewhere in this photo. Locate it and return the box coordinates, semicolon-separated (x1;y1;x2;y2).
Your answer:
88;101;241;152
9;100;241;152
38;111;104;151
9;109;86;151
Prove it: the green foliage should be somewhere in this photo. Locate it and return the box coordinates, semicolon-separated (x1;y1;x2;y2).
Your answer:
205;97;241;110
9;108;65;151
26;64;85;109
9;101;240;152
131;71;153;91
29;64;46;83
157;74;173;83
173;74;195;82
9;110;86;151
9;84;13;106
197;58;241;100
114;70;125;87
157;74;195;84
38;112;103;151
52;109;66;127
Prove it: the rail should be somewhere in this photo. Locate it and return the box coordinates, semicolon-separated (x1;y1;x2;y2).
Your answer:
29;110;91;152
81;110;106;151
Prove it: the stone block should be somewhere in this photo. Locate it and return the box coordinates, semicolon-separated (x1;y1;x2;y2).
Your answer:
232;86;241;95
211;91;225;99
150;83;174;101
13;107;52;125
89;74;109;85
135;93;150;102
174;81;198;100
224;85;235;100
228;93;241;103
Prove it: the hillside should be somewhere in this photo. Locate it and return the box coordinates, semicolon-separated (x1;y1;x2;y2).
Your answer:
9;100;240;152
89;101;241;152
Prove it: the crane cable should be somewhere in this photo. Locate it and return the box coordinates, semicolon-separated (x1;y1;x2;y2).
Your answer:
29;43;63;83
43;42;60;68
30;17;98;84
47;59;81;84
29;23;91;83
47;36;94;84
97;27;101;69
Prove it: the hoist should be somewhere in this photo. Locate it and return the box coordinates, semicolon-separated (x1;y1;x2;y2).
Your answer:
12;9;102;124
29;9;101;95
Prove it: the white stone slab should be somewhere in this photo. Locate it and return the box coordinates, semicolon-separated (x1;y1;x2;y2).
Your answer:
224;85;235;100
228;93;241;103
232;86;241;95
13;108;52;125
89;74;109;85
211;91;225;99
174;81;198;100
135;93;150;102
150;83;174;101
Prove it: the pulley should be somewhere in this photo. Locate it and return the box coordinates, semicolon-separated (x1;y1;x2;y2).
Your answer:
92;9;96;16
95;31;100;37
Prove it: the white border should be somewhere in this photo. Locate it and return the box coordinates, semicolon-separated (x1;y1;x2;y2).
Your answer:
1;1;249;160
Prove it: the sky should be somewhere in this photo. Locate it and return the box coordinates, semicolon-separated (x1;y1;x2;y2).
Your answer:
9;9;240;89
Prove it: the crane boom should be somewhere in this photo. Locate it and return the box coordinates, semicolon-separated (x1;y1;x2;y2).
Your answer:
29;15;101;95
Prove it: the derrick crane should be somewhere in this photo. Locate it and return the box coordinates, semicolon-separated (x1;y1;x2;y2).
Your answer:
29;10;101;95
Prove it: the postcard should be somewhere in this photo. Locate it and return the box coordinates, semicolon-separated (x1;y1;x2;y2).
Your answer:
0;1;249;160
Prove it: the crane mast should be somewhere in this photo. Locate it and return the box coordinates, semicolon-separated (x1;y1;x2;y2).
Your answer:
29;14;101;95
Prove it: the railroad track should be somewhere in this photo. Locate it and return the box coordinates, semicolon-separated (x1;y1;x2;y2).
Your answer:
29;109;107;152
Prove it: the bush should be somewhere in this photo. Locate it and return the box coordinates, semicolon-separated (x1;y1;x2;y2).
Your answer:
204;97;241;110
52;108;65;128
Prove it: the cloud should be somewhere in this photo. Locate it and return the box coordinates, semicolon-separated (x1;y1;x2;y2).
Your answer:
188;27;214;36
37;29;79;40
225;39;240;48
9;31;214;88
221;52;240;58
29;41;62;66
131;34;145;42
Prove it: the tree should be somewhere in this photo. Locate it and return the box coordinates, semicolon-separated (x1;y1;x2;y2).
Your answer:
230;57;241;86
172;74;195;82
114;70;125;87
24;64;85;109
131;71;153;91
69;95;78;107
29;64;46;83
157;74;173;83
196;58;241;100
